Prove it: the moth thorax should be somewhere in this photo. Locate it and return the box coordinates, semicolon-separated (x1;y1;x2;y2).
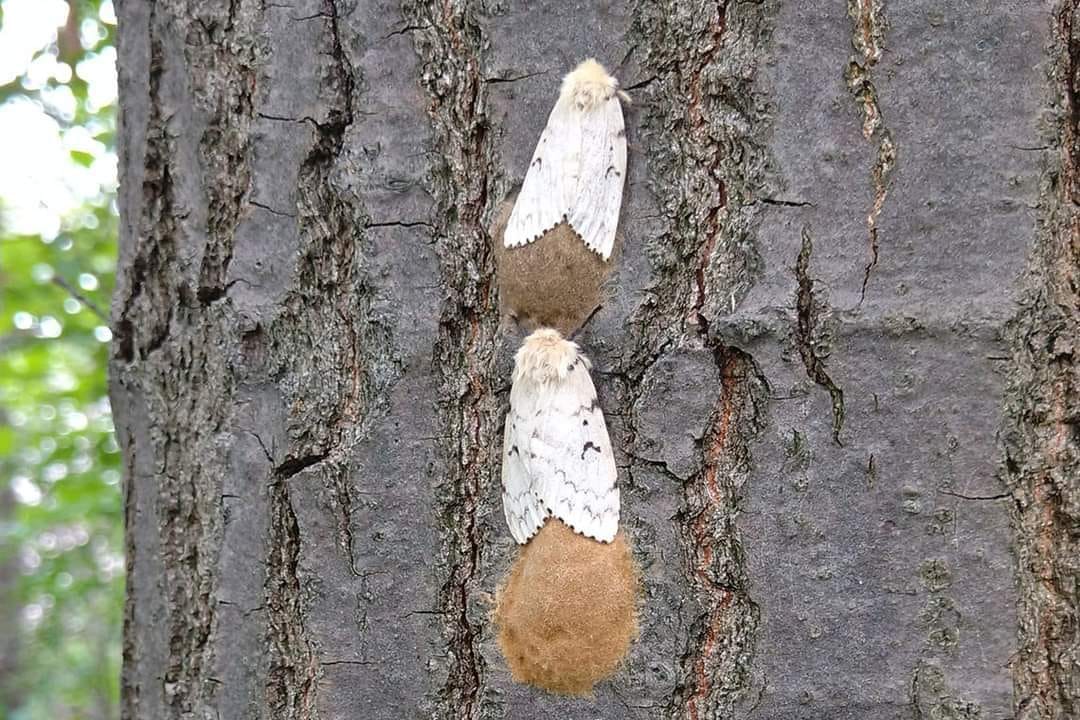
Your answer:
515;329;582;383
561;59;617;112
571;83;614;111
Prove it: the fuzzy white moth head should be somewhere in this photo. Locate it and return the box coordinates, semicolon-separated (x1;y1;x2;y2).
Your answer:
514;328;592;384
560;58;622;112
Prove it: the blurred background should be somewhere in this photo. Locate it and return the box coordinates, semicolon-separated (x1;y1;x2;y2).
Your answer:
0;1;121;718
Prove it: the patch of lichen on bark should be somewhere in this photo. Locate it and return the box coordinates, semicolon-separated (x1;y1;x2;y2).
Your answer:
624;1;778;717
402;1;502;716
1003;5;1080;720
910;661;982;720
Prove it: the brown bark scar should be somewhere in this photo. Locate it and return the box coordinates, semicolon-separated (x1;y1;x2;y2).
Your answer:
845;0;895;304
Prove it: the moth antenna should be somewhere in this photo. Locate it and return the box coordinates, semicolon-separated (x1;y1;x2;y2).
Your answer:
568;304;603;341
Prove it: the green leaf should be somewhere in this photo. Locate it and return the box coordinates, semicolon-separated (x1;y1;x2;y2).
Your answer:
69;149;94;167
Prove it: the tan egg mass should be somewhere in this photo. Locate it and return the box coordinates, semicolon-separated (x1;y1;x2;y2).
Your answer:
494;518;639;695
492;196;617;336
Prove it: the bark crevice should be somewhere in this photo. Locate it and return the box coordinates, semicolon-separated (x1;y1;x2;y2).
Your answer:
1004;5;1080;719
191;0;261;304
793;227;845;446
265;474;319;719
670;346;768;719
844;0;896;304
403;1;501;715
626;1;778;716
115;2;266;716
260;0;399;712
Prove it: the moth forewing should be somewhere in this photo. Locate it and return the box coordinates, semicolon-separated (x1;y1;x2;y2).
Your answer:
504;59;628;261
500;329;621;544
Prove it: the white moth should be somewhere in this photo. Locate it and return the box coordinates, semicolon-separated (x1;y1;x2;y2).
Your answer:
502;328;620;544
504;58;628;261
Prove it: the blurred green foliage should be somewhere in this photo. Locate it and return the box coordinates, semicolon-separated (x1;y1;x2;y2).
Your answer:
0;1;121;718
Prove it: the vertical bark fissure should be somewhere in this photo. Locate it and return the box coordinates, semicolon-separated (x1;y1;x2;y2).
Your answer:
674;347;767;719
262;0;395;714
627;1;777;716
118;6;174;716
284;0;373;580
844;0;896;303
629;0;769;352
793;227;845;445
192;0;260;304
114;2;178;366
265;469;320;719
119;422;139;720
1005;4;1080;719
686;3;730;334
403;1;499;716
112;2;268;717
114;1;263;715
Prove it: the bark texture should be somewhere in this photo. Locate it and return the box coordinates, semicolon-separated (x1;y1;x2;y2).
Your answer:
111;1;1075;718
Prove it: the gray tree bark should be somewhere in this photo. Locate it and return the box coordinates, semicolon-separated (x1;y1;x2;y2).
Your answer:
110;1;1078;718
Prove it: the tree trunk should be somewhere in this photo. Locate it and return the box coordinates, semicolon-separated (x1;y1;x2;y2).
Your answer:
0;484;22;711
110;1;1078;718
